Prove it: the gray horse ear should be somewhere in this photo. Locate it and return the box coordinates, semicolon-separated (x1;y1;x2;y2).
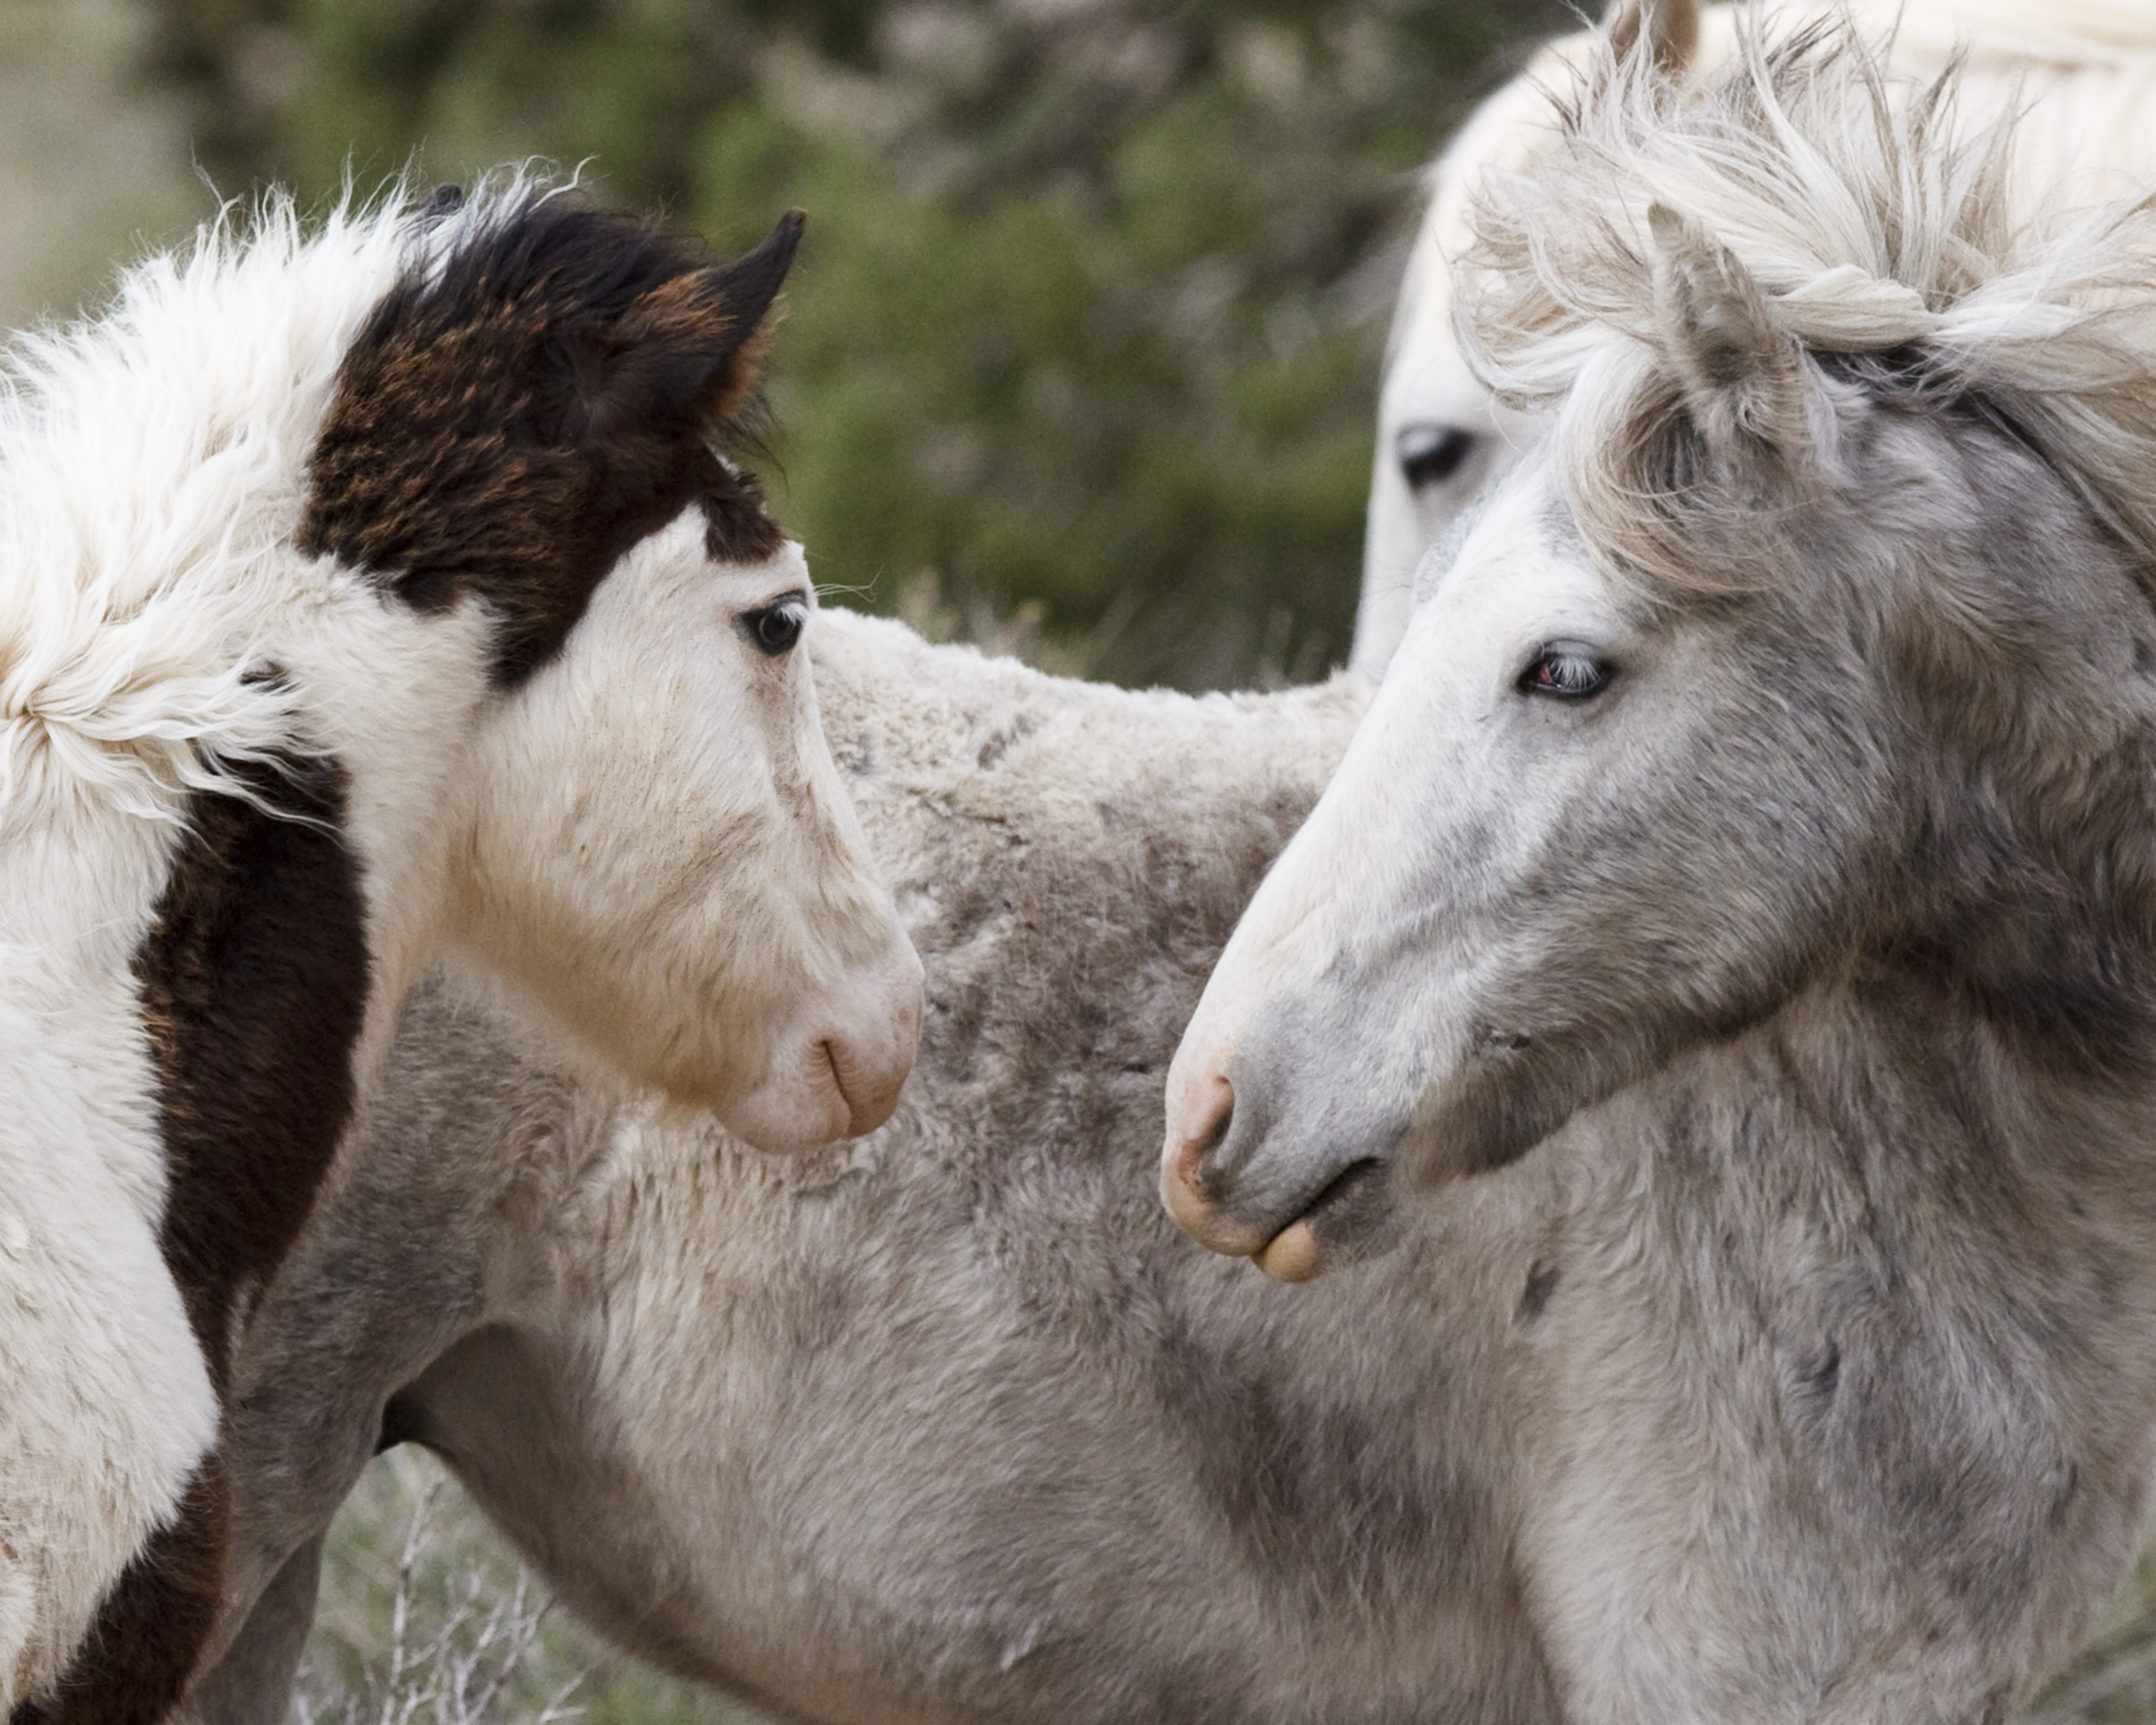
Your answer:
1646;201;1810;460
1606;0;1700;73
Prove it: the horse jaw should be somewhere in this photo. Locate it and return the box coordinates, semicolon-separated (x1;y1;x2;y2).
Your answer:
443;521;922;1151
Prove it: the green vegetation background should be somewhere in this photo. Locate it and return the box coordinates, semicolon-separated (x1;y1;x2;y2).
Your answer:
146;0;1570;688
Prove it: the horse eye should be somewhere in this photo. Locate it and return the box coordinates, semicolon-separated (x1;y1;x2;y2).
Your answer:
740;593;808;658
1517;644;1612;701
1398;423;1477;492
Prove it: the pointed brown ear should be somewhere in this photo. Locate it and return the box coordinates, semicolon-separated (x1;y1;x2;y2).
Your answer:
588;208;805;443
303;197;801;686
1647;201;1810;459
1606;0;1700;73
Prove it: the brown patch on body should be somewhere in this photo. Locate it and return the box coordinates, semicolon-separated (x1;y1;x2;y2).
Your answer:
9;1461;229;1725
19;752;367;1721
300;197;803;686
132;751;369;1394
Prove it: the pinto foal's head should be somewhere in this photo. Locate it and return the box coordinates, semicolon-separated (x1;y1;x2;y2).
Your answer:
285;185;921;1148
4;178;919;1156
1164;26;2156;1277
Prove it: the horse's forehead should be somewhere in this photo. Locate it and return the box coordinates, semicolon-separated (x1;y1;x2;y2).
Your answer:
297;201;783;691
1417;456;1597;615
1384;303;1485;419
616;518;806;610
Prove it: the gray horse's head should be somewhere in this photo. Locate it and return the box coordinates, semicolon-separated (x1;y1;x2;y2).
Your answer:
1164;26;2156;1279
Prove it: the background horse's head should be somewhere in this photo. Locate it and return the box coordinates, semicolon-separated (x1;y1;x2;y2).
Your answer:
1354;0;2156;682
1357;0;1704;679
1164;24;2156;1276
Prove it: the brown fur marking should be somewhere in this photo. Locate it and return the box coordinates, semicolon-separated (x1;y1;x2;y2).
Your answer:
10;1458;229;1725
299;198;799;686
28;752;367;1719
132;752;369;1394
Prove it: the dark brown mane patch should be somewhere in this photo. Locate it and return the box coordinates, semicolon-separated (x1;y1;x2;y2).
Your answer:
299;193;798;686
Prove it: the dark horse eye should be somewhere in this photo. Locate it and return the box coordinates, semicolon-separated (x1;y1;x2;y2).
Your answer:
1398;423;1477;492
740;592;808;657
1518;643;1612;701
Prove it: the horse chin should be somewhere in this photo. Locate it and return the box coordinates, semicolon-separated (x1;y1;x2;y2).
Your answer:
1252;1220;1322;1282
721;1058;854;1156
719;934;924;1155
1251;1157;1399;1283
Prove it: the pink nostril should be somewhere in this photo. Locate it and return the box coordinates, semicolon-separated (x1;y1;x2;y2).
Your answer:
824;1029;909;1140
821;1040;865;1135
1171;1075;1234;1202
1162;1073;1252;1248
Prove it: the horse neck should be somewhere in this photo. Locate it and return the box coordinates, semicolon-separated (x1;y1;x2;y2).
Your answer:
0;203;482;1040
1885;0;2156;60
1603;959;2156;1288
1528;972;2156;1708
807;610;1369;914
276;584;499;1085
0;551;504;1290
806;614;1369;1138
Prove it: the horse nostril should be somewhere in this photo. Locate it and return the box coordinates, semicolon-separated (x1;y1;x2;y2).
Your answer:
1196;1084;1233;1182
1171;1077;1234;1201
1162;1071;1276;1256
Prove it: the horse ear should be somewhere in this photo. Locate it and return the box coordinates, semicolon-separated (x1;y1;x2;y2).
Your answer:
586;209;805;443
1606;0;1700;73
1646;201;1810;460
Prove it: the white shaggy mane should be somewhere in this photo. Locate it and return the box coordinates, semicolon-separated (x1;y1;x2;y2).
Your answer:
0;180;520;831
1459;16;2156;589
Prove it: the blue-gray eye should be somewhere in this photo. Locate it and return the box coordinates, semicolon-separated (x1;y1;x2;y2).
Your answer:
740;592;808;656
1518;643;1611;700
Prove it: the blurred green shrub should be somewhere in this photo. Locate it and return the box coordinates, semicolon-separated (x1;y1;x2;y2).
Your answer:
140;0;1567;686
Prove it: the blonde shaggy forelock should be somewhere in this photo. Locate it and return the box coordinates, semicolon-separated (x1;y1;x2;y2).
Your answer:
1457;12;2156;594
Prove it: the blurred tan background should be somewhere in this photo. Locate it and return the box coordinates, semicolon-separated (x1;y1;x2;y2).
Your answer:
0;0;199;328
